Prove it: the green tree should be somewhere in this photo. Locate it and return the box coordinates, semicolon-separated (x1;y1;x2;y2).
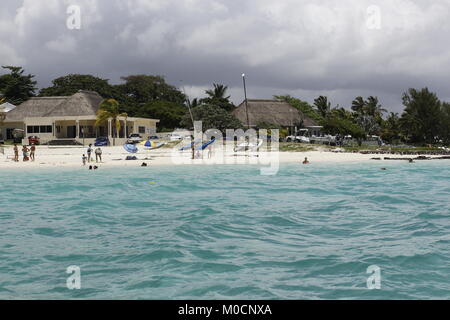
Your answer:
366;96;387;119
200;83;235;111
205;83;230;100
440;102;450;145
351;96;385;136
313;96;331;118
136;100;187;131
0;66;37;105
117;75;185;106
95;99;127;146
322;115;366;140
351;96;365;114
39;74;115;98
191;98;200;108
400;88;442;143
180;104;242;132
380;112;401;143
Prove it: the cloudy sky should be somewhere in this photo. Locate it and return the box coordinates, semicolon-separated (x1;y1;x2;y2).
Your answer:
1;0;450;112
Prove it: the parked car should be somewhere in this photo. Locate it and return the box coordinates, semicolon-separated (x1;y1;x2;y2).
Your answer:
147;135;159;140
127;133;143;144
28;136;40;145
94;136;109;146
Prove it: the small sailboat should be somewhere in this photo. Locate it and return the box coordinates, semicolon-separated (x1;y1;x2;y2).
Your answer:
196;138;216;150
179;139;201;151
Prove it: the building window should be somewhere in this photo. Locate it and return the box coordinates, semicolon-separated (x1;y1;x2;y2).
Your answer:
27;125;53;134
40;125;52;133
138;126;146;134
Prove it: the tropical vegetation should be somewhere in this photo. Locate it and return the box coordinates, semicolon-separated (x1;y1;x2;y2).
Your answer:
0;65;449;146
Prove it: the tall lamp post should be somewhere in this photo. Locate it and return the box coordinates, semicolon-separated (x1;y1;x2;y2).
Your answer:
242;73;250;129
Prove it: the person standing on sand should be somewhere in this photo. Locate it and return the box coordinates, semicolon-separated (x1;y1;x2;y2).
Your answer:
30;144;36;161
95;147;102;163
22;145;30;162
82;154;87;166
191;136;195;160
87;144;93;163
13;144;19;162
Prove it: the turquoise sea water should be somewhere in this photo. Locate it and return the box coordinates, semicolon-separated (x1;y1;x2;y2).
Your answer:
0;161;449;299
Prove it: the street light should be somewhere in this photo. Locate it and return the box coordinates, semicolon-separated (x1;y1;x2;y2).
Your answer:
242;73;250;129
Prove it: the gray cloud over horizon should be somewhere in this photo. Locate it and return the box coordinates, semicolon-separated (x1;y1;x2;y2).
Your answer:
2;0;450;112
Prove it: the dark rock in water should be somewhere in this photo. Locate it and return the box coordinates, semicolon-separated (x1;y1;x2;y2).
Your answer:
384;157;406;161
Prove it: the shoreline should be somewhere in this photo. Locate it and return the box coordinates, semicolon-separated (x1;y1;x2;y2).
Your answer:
0;145;448;169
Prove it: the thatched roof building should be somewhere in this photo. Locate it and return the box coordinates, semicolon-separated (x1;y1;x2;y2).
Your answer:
232;99;319;129
1;90;159;145
4;91;103;121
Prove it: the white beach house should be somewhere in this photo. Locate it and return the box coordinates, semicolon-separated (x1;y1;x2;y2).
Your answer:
1;90;159;145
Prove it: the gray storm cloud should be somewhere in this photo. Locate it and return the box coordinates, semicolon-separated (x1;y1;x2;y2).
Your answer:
1;0;450;112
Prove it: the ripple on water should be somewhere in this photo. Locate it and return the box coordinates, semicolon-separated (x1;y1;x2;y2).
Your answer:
0;162;449;299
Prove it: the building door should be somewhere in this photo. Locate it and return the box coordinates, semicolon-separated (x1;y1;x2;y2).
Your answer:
6;128;14;140
67;126;76;138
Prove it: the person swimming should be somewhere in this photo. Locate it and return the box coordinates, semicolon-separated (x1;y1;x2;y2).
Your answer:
302;157;310;165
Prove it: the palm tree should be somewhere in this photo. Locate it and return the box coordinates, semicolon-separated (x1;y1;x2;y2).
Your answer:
205;83;230;100
351;96;365;114
366;96;387;118
95;99;127;146
313;96;331;118
191;98;200;108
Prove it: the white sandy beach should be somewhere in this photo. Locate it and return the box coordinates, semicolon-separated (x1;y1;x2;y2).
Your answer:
0;144;438;169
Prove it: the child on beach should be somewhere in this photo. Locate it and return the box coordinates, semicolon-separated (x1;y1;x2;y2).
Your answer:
13;144;19;162
22;146;30;162
302;157;310;165
82;154;87;165
30;144;36;161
